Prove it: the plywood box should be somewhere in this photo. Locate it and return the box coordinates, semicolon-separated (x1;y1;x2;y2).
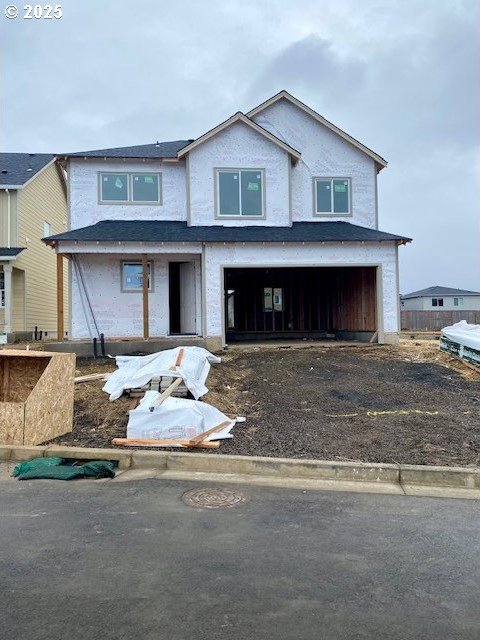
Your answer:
0;349;76;445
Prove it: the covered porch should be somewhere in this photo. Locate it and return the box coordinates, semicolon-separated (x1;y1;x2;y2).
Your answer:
54;244;203;343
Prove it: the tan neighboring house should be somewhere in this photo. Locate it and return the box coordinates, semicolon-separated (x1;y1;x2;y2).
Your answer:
0;153;68;342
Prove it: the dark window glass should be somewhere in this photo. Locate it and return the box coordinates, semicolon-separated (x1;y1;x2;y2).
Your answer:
240;171;262;216
438;298;444;307
101;174;128;201
432;298;438;307
316;180;332;212
132;174;159;202
333;179;349;213
219;171;240;215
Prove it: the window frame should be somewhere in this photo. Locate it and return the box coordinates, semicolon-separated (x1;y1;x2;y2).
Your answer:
432;298;444;307
43;221;52;237
454;297;463;307
215;168;266;219
313;177;352;217
120;261;154;293
98;172;162;205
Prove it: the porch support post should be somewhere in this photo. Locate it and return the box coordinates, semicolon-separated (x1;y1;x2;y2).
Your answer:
142;254;149;340
56;253;64;341
3;264;13;335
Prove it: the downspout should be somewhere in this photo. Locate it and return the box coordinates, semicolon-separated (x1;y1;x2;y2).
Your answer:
6;189;11;248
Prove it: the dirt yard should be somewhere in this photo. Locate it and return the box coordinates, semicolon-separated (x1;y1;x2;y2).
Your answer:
49;340;480;467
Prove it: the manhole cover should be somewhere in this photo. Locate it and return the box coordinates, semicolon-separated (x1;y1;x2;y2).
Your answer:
182;487;249;509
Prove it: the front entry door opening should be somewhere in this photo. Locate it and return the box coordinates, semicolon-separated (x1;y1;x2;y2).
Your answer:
169;261;196;335
224;266;377;342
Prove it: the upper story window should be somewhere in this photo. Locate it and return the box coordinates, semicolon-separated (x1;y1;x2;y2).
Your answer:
314;178;351;215
432;298;443;307
454;297;463;307
99;173;161;204
216;169;264;217
43;221;52;237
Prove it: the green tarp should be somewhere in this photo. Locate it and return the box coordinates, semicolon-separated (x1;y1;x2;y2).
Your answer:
13;457;116;481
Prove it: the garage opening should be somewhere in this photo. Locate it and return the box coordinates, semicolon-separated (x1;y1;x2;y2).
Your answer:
225;267;377;342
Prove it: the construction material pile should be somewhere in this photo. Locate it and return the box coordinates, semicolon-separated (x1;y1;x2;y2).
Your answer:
103;346;243;449
440;321;480;367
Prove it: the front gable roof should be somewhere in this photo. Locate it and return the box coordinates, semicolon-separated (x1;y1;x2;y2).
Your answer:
177;112;301;163
247;90;388;170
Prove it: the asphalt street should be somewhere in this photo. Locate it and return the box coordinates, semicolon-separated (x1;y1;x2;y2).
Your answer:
0;478;479;639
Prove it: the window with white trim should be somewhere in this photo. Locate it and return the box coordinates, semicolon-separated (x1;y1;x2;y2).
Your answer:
314;178;351;215
121;262;153;291
432;298;444;307
99;173;161;204
43;221;52;237
217;169;263;217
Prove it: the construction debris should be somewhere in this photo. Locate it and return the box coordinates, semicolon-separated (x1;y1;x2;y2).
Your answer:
103;346;221;401
75;372;111;383
103;346;243;449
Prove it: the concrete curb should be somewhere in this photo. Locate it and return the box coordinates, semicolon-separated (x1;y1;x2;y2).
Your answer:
1;445;479;497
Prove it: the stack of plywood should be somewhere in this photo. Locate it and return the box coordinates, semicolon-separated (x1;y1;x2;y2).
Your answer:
0;350;75;446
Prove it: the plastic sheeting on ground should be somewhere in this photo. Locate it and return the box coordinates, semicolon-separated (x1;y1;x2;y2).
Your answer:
440;320;480;365
126;392;241;441
103;346;221;401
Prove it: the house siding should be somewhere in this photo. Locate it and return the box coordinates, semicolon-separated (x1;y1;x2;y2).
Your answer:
251;98;377;228
0;189;19;246
14;163;68;335
69;158;187;229
402;295;480;311
188;121;290;227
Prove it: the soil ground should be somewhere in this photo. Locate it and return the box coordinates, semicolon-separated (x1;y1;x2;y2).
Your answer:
49;340;480;467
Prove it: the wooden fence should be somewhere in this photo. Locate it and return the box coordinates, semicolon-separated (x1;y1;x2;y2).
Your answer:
401;310;480;331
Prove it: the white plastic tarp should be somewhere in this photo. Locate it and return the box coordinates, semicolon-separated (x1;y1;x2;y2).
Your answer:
441;321;480;351
102;346;221;401
126;392;239;441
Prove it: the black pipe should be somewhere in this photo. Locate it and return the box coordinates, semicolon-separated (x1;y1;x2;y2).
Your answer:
100;333;105;357
93;337;97;358
34;326;38;341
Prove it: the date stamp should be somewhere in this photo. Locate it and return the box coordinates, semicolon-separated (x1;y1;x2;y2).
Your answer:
4;4;62;19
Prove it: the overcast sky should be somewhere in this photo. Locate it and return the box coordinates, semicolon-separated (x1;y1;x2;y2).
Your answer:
1;0;479;293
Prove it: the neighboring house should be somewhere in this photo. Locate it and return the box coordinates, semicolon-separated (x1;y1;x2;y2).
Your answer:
401;286;480;311
0;153;68;341
44;90;410;350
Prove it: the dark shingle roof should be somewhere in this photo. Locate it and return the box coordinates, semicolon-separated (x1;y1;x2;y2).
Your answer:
0;247;25;257
64;140;193;159
44;220;410;244
402;286;480;299
0;153;54;187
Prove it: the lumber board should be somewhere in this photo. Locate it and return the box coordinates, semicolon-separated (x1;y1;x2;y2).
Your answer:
148;376;183;410
74;372;110;383
188;420;231;445
170;347;185;370
111;437;219;449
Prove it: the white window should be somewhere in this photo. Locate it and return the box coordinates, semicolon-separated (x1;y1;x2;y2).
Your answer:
314;178;351;215
454;297;464;307
43;221;52;237
432;298;444;307
0;271;4;308
217;169;264;217
100;173;161;204
121;262;153;292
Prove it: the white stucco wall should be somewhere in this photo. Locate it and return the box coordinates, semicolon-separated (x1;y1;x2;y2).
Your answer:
70;252;201;339
251;99;378;228
203;241;399;343
68;158;187;229
188;121;290;227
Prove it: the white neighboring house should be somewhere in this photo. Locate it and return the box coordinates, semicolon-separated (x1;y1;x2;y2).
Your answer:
44;90;410;350
401;286;480;311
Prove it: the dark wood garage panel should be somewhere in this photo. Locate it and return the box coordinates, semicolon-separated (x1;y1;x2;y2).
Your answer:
225;266;376;340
